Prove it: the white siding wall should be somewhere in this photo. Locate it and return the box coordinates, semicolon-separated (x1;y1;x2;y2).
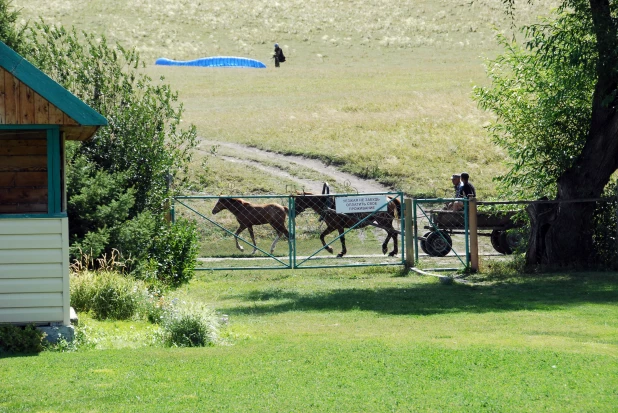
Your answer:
0;218;69;325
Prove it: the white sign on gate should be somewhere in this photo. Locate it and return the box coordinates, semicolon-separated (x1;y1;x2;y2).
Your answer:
335;195;388;214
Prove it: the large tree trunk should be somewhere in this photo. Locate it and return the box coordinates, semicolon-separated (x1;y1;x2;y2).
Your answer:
526;0;618;267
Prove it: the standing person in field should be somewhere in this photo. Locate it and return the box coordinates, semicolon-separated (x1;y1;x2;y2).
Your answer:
460;172;476;199
446;173;464;210
273;43;285;67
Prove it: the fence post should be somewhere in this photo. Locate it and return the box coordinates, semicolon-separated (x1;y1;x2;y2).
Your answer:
469;197;479;272
413;198;419;262
289;196;296;269
615;182;618;267
405;198;414;269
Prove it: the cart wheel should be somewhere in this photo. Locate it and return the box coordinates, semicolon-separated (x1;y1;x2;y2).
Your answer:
425;231;452;257
490;230;507;254
420;231;432;255
500;230;522;255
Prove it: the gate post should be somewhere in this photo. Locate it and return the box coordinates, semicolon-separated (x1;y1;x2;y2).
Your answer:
469;198;479;272
404;198;414;269
288;196;296;269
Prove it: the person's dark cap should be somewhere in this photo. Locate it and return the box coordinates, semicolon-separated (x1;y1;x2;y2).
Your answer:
461;172;469;179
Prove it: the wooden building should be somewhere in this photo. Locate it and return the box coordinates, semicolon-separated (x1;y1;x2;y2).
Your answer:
0;41;107;326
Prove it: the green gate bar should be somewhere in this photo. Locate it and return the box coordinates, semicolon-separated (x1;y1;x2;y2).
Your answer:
412;198;469;272
175;195;292;271
173;193;405;271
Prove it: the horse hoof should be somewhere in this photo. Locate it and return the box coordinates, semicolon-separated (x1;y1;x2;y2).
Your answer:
326;248;334;254
336;253;344;258
389;252;397;257
382;246;388;254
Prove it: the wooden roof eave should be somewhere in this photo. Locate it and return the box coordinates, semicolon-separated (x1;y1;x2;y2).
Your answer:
0;41;107;137
61;125;101;141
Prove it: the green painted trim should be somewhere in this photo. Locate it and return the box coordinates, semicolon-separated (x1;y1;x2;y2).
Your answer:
195;262;402;271
0;41;107;126
0;125;55;130
46;128;61;214
46;130;53;214
0;213;67;219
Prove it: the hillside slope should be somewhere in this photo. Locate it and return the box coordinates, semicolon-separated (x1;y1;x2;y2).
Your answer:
13;0;557;196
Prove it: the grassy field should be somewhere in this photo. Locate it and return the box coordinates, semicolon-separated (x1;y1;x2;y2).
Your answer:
14;0;559;196
2;269;618;412
7;2;614;412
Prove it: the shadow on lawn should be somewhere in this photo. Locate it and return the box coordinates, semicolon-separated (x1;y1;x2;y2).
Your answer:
219;273;618;316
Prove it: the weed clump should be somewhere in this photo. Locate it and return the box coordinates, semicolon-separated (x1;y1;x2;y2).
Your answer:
159;300;219;347
71;271;145;320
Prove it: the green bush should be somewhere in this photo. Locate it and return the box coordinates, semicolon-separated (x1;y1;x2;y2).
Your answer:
0;324;45;354
70;271;145;320
24;23;199;280
138;219;199;287
70;272;97;312
160;300;218;347
0;0;27;54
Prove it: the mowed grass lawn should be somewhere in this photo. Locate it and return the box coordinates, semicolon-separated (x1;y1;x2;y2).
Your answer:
2;269;618;412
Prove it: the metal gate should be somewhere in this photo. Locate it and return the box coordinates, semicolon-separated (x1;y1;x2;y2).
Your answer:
413;198;469;271
173;192;404;270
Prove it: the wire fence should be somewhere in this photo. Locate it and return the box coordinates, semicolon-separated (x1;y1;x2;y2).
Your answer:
173;192;405;270
173;193;618;272
477;197;618;269
412;198;470;271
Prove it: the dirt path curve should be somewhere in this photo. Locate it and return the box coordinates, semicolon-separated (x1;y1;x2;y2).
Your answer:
198;139;392;194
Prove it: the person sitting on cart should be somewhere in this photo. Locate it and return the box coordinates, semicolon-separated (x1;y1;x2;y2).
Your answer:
460;172;476;199
445;173;464;211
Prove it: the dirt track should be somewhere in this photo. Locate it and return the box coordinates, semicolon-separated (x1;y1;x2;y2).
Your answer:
198;139;392;194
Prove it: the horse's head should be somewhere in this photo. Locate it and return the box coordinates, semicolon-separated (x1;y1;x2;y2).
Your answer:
212;197;233;214
294;193;329;216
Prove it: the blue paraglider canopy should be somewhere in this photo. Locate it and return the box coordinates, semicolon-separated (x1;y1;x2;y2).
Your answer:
155;56;266;68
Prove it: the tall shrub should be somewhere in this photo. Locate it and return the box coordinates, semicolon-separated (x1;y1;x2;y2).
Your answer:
22;23;199;284
0;0;26;53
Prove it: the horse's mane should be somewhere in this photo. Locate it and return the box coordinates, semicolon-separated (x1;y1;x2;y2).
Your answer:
221;197;245;205
223;197;287;211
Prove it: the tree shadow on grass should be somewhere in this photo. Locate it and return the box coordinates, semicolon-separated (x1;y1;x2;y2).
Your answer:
218;273;618;316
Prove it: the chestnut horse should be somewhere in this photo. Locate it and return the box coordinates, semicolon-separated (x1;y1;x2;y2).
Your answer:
212;197;289;255
294;192;401;258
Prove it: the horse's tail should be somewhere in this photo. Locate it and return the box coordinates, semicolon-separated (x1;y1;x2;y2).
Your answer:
389;196;401;219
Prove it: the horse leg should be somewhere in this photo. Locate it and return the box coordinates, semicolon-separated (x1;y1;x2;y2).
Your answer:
389;227;399;257
336;228;347;258
320;226;335;254
234;225;247;252
270;223;289;254
248;226;258;255
382;233;392;255
270;234;280;254
375;218;398;256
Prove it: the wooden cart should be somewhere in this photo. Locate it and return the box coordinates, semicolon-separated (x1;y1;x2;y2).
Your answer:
420;210;525;257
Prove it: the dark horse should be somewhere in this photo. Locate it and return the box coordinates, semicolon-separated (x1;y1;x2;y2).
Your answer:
294;192;401;258
212;197;289;255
